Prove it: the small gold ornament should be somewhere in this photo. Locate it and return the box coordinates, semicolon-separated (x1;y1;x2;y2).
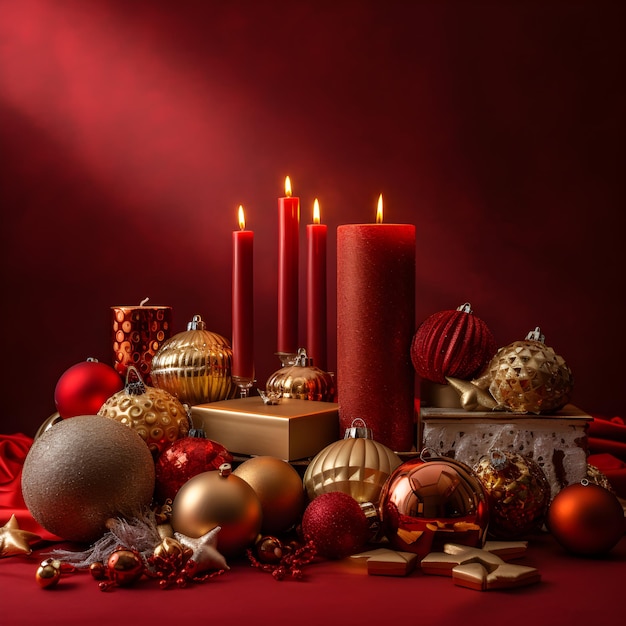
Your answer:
150;314;235;405
0;515;41;558
35;559;62;589
98;366;190;456
265;347;335;401
303;419;402;504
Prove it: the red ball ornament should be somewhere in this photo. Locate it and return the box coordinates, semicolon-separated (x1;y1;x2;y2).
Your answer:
154;429;233;504
547;481;624;556
411;303;497;384
54;358;123;419
301;492;370;560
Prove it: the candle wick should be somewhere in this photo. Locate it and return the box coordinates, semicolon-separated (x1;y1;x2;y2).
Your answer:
140;297;150;306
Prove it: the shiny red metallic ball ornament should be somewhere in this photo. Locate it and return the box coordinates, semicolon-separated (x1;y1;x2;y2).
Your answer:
54;358;123;418
379;452;489;559
547;481;625;556
100;549;144;590
411;303;497;384
301;491;369;559
154;429;233;504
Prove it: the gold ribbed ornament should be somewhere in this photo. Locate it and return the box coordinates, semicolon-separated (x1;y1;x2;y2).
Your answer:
150;314;235;405
265;347;335;401
303;419;402;504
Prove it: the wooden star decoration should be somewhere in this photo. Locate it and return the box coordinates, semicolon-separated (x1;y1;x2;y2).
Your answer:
350;548;418;576
174;526;229;573
0;515;41;558
421;542;540;591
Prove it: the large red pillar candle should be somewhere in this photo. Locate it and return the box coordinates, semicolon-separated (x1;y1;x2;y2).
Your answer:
277;176;300;357
232;205;254;381
306;199;328;371
112;299;172;385
336;195;416;451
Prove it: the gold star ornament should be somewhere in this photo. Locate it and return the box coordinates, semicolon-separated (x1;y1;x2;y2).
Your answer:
0;515;41;557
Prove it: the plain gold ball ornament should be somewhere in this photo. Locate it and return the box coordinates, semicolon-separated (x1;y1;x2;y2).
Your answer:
98;366;189;456
21;415;155;544
233;456;305;534
171;463;263;558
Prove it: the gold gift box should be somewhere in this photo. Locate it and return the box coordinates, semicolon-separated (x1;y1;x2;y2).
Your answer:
191;397;340;461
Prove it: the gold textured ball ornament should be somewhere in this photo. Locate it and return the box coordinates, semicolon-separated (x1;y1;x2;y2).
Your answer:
21;415;155;544
303;419;402;504
233;456;305;534
170;463;263;557
483;327;573;414
98;366;189;456
150;314;235;405
265;348;335;401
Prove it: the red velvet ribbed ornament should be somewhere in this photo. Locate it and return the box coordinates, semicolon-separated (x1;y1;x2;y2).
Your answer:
411;303;497;384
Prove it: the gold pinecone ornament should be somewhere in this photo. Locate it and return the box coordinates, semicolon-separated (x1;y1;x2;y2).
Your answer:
481;327;573;414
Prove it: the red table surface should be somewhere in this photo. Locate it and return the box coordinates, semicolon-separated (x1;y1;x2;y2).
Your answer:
1;532;625;626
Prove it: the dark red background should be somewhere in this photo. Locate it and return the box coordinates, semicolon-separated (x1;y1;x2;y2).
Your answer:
1;0;624;437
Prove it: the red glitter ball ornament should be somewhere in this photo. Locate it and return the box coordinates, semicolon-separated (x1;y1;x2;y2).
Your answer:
154;429;233;504
54;358;124;419
301;492;369;560
411;303;497;384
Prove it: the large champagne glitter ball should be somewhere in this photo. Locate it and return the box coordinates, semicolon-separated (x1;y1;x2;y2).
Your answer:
21;415;155;543
473;450;550;539
233;456;305;534
485;327;573;414
547;481;625;556
170;464;262;557
98;367;189;456
379;455;489;559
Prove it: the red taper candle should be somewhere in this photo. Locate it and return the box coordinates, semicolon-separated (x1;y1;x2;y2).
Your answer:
277;176;300;356
337;194;416;451
306;198;327;371
232;205;254;380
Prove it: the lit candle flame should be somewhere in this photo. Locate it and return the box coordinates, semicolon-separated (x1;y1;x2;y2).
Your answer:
238;205;246;230
376;193;383;224
313;198;321;224
285;176;292;197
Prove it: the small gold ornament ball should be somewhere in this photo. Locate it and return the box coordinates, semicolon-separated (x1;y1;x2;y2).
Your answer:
170;464;262;557
35;559;62;589
21;415;155;543
233;456;305;534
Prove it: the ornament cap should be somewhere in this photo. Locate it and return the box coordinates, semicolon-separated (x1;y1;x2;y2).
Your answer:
525;326;545;343
294;347;312;367
488;449;509;471
187;314;206;331
344;418;373;440
125;366;146;395
218;463;232;478
456;302;473;314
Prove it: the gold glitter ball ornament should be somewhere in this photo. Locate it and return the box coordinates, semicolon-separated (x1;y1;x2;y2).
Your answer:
150;314;235;405
265;347;335;401
482;327;573;414
303;419;402;504
98;366;189;456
